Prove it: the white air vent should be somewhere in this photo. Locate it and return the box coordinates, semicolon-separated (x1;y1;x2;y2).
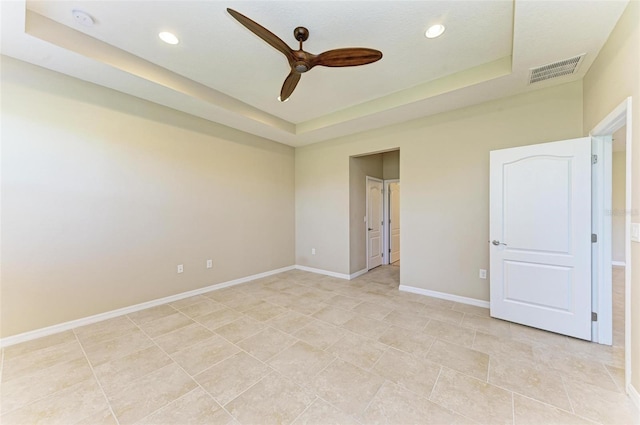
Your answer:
528;54;585;84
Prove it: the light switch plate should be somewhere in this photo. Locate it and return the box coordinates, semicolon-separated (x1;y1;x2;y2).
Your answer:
632;223;640;243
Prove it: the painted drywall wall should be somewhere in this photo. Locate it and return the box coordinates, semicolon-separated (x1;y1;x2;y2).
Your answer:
613;151;626;263
582;0;640;393
382;150;400;180
296;81;583;301
348;154;383;274
0;57;295;337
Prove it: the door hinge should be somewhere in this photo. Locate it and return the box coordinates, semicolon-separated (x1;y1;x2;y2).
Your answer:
592;154;598;164
592;312;598;322
591;234;598;243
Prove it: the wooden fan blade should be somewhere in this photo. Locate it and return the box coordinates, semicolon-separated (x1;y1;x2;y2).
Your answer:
280;71;301;102
227;8;293;60
311;48;382;68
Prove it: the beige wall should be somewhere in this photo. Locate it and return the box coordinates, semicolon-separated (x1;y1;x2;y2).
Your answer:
348;154;384;274
612;150;626;263
0;58;295;338
583;0;640;392
296;81;583;301
382;150;400;180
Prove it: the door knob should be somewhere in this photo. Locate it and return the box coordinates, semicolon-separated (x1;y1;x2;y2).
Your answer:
491;240;507;246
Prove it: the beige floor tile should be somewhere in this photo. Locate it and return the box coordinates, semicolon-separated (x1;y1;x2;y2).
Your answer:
312;305;357;326
534;347;619;393
418;296;455;310
352;302;393;321
292;398;360;425
177;299;227;318
430;368;513;425
1;339;84;382
153;322;214;355
74;316;139;347
372;348;441;398
382;310;428;331
361;380;460;425
424;319;476;347
377;325;435;358
82;328;153;366
489;355;572;411
327;333;386;370
237;327;297;361
311;359;384;417
564;337;625;369
138;387;235;425
451;303;490;318
128;304;177;325
172;335;240;376
325;294;363;310
421;306;464;325
267;311;313;334
226;373;315;424
386;298;426;315
265;291;301;308
472;331;534;360
94;345;173;396
341;315;390;340
168;294;209;310
563;377;640;425
513;394;595;425
1;357;94;413
136;312;194;338
461;315;511;338
243;301;288;322
204;287;246;303
75;408;119;425
268;341;335;384
219;295;266;312
194;307;244;330
0;379;108;425
604;363;625;392
2;331;76;361
294;320;345;350
288;300;326;316
214;316;266;343
194;351;271;406
510;323;568;348
110;363;197;425
427;340;489;381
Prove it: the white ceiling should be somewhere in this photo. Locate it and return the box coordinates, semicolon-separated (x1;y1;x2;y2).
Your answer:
0;0;629;147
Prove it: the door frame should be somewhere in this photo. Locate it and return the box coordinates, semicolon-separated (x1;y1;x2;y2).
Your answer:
366;176;384;270
383;179;400;265
590;97;632;391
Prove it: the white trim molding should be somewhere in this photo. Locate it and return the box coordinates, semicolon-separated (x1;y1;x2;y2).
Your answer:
294;265;350;280
0;265;295;348
399;285;490;308
349;268;368;280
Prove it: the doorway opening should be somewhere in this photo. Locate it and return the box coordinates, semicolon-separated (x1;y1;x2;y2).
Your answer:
348;149;400;281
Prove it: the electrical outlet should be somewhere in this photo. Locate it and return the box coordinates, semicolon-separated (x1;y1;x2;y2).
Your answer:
177;264;184;274
479;269;487;279
206;259;213;269
632;223;640;243
311;248;316;255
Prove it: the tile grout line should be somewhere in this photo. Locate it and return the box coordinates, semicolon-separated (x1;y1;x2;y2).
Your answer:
511;392;516;425
73;330;121;425
427;366;443;401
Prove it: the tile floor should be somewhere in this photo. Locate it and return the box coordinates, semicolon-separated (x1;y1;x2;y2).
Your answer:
1;266;637;424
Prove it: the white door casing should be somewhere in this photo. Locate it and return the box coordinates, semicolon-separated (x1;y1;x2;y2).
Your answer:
390;182;401;263
367;177;383;270
489;137;592;340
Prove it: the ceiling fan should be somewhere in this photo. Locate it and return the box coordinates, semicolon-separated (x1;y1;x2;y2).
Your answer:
227;8;383;102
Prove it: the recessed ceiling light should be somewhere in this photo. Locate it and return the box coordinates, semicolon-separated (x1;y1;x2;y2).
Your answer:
277;96;290;103
159;31;179;45
425;24;445;39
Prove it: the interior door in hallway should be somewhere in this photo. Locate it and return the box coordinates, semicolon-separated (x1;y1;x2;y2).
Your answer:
367;177;383;270
389;182;400;263
489;137;592;340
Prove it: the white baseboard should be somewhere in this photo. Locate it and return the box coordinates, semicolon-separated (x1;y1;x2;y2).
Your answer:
399;285;490;308
629;383;640;413
349;268;368;280
612;261;626;267
294;265;351;280
0;265;295;348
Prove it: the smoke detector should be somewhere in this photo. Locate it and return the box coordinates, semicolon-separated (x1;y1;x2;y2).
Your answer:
72;10;95;27
528;54;585;84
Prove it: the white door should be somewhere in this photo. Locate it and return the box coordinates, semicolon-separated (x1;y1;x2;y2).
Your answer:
489;137;592;340
389;182;401;263
367;177;383;270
